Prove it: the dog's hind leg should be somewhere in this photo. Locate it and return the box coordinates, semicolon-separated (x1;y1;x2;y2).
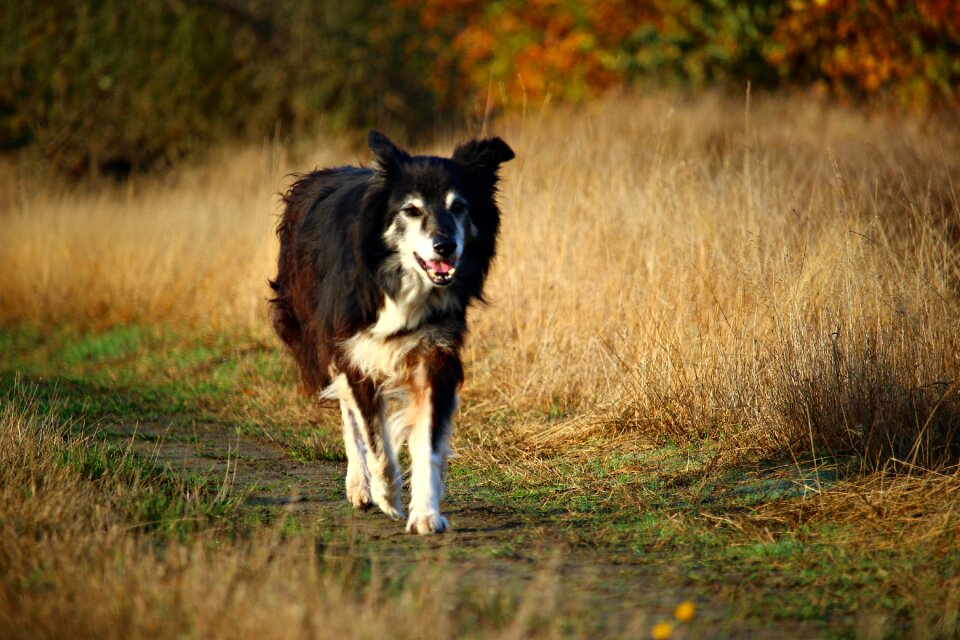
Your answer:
339;399;372;510
328;375;372;510
344;376;403;520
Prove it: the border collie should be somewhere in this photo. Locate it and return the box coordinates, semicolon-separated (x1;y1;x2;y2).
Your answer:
270;131;514;534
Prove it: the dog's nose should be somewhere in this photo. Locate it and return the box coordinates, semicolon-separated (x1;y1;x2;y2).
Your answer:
433;238;456;258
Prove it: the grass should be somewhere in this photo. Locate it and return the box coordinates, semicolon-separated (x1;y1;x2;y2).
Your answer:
0;379;654;639
3;327;959;635
2;89;960;636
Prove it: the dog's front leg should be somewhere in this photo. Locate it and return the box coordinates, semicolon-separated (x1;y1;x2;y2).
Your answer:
345;376;403;520
406;357;461;534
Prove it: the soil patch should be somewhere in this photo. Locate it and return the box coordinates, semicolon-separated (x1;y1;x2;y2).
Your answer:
108;418;829;638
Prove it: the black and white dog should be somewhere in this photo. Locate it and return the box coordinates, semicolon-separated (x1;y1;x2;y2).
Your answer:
270;131;514;534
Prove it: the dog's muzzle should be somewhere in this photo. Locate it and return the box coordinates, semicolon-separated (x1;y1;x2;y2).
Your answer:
414;252;457;286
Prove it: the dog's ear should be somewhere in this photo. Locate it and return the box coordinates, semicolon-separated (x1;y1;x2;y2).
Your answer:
368;130;410;175
452;137;515;175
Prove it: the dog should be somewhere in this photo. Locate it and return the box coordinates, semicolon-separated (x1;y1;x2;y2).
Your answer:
269;131;514;534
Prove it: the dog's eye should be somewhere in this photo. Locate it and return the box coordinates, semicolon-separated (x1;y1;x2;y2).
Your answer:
402;205;423;217
449;200;466;214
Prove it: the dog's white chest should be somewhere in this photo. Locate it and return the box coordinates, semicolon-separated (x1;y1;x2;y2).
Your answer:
342;329;422;383
374;293;429;335
342;282;457;382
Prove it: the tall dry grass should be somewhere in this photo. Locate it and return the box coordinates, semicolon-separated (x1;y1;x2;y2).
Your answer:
1;142;298;331
2;91;958;466
471;92;960;467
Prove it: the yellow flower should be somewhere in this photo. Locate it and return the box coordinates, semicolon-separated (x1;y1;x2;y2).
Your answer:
651;621;674;639
674;600;696;622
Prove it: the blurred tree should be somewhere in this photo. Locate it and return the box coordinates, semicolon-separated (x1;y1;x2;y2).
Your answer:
768;0;960;110
409;0;785;106
1;0;956;178
0;0;446;178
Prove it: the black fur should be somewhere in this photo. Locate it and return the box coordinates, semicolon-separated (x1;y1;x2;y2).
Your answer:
270;131;513;533
270;131;514;395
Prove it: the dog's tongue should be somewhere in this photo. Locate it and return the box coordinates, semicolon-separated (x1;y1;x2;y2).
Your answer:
425;259;454;275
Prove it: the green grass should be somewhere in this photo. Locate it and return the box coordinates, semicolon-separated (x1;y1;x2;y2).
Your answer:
2;325;958;636
0;326;293;425
4;381;245;541
4;377;607;639
452;434;960;630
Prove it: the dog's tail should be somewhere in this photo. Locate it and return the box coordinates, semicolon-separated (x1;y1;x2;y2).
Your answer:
269;176;304;353
269;286;327;396
269;172;335;397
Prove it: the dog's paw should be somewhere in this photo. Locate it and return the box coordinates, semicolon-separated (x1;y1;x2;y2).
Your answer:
370;478;404;520
346;474;372;511
405;511;449;535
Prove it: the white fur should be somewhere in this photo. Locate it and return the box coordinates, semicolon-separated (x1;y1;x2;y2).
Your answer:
343;269;459;383
385;193;469;286
324;374;403;519
326;352;453;532
445;190;476;244
336;378;372;510
444;190;466;210
404;380;452;535
385;400;415;455
400;194;425;210
324;198;469;533
327;271;458;526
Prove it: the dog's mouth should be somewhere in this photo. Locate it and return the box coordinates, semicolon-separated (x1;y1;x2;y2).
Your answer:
414;253;457;286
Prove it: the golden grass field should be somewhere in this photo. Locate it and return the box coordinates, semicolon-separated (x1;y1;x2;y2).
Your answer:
4;90;958;462
2;90;960;637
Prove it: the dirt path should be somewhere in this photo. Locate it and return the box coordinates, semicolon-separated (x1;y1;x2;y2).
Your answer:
109;418;823;638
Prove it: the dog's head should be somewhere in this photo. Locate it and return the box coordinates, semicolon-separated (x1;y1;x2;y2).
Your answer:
368;131;514;288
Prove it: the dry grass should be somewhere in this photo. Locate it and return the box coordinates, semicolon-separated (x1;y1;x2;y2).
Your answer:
463;92;960;468
1;143;295;332
745;466;960;549
3;90;960;637
0;382;597;640
2;91;959;467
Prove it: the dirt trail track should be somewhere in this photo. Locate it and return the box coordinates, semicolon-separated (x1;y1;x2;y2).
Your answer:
111;419;823;638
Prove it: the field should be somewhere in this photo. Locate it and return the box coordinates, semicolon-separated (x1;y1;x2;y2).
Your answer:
2;91;959;638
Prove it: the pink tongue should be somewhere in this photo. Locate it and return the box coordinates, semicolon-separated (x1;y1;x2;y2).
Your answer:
425;259;453;274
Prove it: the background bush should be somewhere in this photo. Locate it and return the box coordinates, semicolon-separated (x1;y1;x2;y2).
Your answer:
0;0;448;178
2;0;958;178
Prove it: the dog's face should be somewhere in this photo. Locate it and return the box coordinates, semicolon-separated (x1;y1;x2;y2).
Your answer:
386;186;471;287
369;131;514;289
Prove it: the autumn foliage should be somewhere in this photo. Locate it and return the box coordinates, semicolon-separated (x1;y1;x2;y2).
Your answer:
408;0;960;110
2;1;957;177
770;0;960;110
